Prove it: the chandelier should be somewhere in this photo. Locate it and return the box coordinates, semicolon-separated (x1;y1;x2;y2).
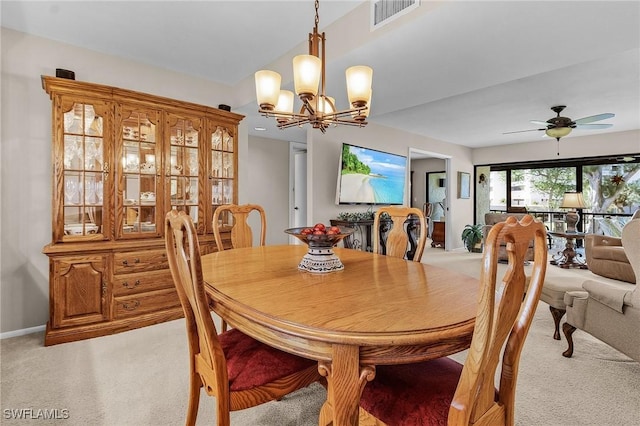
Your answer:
254;0;373;133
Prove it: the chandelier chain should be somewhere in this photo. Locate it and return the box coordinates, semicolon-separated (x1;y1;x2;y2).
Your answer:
315;0;319;31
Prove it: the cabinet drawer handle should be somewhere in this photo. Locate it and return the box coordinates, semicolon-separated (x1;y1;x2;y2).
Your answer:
122;300;140;311
122;258;140;266
122;280;140;289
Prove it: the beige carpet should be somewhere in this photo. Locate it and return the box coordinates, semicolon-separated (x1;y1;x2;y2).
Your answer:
1;246;639;425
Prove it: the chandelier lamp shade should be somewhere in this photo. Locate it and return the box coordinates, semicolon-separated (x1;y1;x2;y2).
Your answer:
254;0;373;133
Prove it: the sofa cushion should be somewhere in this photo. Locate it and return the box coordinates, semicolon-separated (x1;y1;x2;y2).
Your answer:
541;280;584;309
591;246;630;263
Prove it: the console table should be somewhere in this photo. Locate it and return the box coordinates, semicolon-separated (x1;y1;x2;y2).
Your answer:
331;217;423;260
330;219;374;252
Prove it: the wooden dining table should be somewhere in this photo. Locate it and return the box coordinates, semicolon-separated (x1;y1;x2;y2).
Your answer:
201;245;479;426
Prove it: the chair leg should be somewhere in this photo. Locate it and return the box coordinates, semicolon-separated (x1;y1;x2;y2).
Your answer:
549;306;566;340
562;322;576;358
186;371;201;426
221;320;228;333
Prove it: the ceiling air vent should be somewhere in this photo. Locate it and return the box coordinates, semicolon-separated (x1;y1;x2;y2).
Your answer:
371;0;420;30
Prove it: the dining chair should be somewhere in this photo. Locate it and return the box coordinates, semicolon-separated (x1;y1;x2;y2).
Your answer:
373;206;427;262
212;204;266;251
165;209;321;426
359;215;548;426
212;204;266;332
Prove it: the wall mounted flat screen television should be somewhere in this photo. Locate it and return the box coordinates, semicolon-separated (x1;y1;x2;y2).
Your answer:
336;143;407;205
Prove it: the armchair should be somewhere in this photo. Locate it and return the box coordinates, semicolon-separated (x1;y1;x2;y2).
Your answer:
563;217;640;361
584;209;640;284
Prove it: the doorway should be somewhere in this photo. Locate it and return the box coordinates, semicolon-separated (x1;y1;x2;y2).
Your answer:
289;142;307;244
408;148;451;249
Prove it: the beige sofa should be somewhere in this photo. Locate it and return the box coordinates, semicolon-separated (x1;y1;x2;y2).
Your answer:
563;217;640;361
584;209;640;284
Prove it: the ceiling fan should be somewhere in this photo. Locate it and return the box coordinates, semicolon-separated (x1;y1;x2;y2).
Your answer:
504;105;614;139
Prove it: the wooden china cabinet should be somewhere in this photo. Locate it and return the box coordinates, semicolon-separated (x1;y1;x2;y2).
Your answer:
42;76;243;345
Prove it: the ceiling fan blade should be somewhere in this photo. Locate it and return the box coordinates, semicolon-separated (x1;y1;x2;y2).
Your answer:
575;123;613;129
503;128;545;135
573;113;615;124
530;120;550;126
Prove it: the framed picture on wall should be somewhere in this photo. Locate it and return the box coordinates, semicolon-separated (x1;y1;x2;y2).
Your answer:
458;172;470;199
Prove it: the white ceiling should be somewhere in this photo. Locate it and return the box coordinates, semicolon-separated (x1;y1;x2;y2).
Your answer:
3;0;639;150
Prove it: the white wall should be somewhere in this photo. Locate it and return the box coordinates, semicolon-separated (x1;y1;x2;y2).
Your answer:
246;136;290;245
305;124;475;253
410;158;447;209
473;130;640;165
0;28;247;334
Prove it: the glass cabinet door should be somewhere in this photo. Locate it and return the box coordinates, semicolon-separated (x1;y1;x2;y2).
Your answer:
209;125;236;231
116;108;161;238
167;115;203;232
61;101;109;240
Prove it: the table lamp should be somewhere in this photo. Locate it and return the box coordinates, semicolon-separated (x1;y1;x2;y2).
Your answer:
560;192;587;233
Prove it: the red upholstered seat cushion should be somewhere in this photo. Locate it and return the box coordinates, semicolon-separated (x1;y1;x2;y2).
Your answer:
220;328;316;392
360;357;464;426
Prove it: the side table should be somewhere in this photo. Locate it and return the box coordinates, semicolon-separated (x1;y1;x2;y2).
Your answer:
549;231;588;269
431;221;445;248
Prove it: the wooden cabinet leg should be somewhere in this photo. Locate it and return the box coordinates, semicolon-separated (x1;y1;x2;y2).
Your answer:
549;305;566;340
562;322;576;358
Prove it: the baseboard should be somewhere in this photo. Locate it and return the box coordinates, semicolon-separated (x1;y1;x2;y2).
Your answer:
0;324;46;340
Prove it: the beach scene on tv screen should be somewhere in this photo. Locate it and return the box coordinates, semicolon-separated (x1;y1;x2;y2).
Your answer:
339;144;406;204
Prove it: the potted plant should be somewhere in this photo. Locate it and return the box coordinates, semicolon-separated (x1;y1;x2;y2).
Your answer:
461;224;483;253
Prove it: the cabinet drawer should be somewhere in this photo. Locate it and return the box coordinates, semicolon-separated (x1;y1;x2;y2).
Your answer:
113;249;168;274
112;269;174;296
113;288;181;319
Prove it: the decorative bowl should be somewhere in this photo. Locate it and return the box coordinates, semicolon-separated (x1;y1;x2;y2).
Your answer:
284;226;354;273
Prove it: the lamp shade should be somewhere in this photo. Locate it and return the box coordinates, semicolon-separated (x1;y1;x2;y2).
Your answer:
560;192;587;209
546;127;572;139
293;54;321;98
275;90;294;114
319;96;335;115
351;89;372;119
346;65;373;107
255;70;282;110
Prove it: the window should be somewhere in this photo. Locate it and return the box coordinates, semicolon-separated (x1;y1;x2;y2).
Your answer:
479;154;640;234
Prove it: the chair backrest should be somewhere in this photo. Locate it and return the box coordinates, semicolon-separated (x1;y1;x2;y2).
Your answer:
165;210;228;399
373;206;427;262
212;204;266;251
449;214;548;425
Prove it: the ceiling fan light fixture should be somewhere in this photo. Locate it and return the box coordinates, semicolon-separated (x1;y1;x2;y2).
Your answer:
546;126;572;139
